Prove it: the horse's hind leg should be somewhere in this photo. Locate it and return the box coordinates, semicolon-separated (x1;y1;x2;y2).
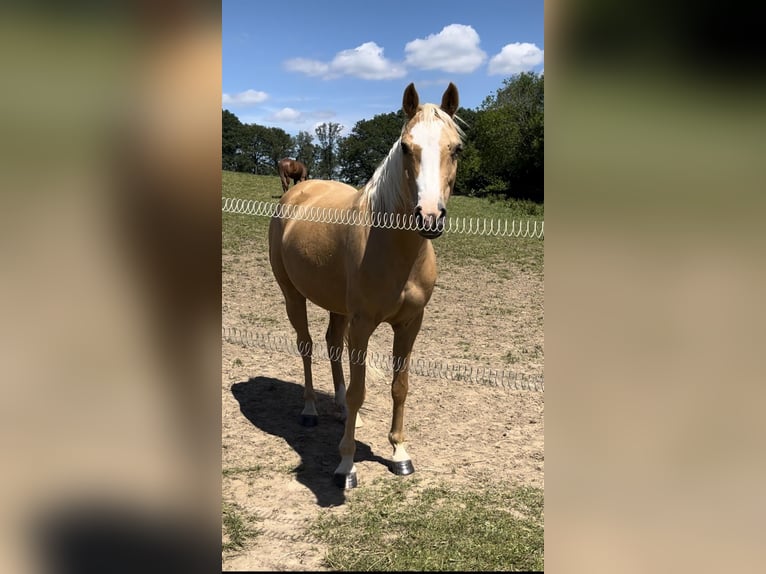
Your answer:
326;313;348;419
283;294;317;426
326;313;363;428
388;312;424;476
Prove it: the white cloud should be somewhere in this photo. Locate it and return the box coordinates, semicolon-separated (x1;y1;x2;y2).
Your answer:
284;42;406;80
258;108;339;130
404;24;486;73
269;107;302;122
488;42;544;75
330;42;406;79
221;89;268;106
284;58;330;77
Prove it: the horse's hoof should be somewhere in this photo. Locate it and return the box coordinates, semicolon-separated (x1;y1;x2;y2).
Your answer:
333;471;358;489
391;460;415;476
300;414;318;427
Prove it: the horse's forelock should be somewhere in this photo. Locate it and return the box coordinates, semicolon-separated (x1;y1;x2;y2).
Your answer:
403;104;464;142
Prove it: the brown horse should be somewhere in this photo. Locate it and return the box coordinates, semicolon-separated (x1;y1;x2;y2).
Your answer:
268;83;462;488
277;158;308;194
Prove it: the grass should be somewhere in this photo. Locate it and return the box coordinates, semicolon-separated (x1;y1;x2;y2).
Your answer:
222;171;279;254
314;478;544;572
222;170;544;275
435;194;544;273
222;501;261;552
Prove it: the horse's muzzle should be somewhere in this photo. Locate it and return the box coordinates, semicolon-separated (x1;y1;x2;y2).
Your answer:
414;206;447;239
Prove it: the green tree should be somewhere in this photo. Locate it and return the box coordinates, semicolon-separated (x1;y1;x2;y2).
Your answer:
222;109;244;171
475;72;544;201
237;124;294;175
452;107;492;196
314;122;344;179
239;123;271;174
293;130;316;177
262;126;294;172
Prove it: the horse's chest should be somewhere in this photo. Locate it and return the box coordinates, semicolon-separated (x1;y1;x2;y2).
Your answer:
373;272;435;322
401;277;433;309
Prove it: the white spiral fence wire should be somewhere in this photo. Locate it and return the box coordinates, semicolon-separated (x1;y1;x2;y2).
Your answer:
223;327;544;393
222;197;544;239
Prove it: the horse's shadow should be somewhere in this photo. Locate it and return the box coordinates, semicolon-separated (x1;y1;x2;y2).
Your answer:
230;376;390;507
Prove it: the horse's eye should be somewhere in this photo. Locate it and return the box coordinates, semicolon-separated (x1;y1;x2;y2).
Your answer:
451;144;463;159
401;141;411;155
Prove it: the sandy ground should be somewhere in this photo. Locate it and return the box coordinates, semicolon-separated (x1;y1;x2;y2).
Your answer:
222;242;544;571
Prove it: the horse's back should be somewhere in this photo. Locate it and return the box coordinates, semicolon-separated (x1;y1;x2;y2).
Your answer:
280;179;358;209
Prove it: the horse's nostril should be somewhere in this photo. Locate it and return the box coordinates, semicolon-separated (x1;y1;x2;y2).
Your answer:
413;206;446;237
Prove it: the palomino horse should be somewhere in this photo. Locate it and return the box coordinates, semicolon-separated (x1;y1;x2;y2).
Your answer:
268;83;462;488
277;158;308;194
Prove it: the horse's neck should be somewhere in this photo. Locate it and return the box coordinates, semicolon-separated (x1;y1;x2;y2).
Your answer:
362;142;413;216
356;142;430;261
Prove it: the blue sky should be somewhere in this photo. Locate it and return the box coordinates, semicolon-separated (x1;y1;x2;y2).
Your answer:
222;0;544;136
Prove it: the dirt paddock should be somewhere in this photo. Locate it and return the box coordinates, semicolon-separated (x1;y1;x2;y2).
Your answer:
222;247;544;571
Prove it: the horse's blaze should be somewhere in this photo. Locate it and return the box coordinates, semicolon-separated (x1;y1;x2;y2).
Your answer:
405;104;458;239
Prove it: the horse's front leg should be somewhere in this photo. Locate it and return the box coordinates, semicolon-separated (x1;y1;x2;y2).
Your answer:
333;315;375;488
388;312;424;476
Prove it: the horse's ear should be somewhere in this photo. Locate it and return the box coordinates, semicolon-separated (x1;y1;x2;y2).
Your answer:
402;83;419;118
440;83;459;117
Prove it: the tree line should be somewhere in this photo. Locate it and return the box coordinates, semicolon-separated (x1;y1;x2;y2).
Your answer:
222;72;543;202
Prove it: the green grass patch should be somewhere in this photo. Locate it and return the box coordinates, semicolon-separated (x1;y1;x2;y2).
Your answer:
222;170;279;253
222;171;544;275
314;479;544;572
434;195;544;273
222;501;261;552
